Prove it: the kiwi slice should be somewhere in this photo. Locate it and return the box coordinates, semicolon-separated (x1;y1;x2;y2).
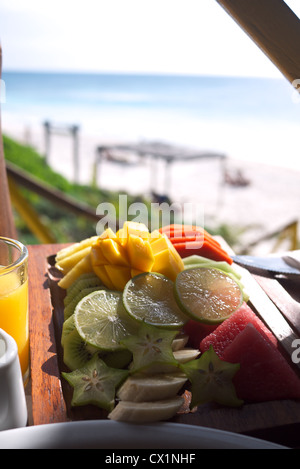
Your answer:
64;273;102;307
64;286;103;320
61;314;76;346
61;354;129;411
63;329;98;371
64;272;98;301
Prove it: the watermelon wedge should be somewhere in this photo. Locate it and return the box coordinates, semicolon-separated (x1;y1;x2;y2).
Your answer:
183;320;218;348
222;323;300;402
199;302;277;357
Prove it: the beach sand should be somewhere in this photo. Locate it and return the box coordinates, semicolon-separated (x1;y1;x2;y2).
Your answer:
3;120;300;255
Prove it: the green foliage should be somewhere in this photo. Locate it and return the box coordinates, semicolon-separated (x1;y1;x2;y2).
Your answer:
3;134;73;192
3;135;150;244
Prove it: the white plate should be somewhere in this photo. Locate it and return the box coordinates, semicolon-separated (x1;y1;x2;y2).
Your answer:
0;420;287;449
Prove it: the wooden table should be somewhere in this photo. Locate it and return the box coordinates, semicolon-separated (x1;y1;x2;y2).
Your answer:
26;243;300;448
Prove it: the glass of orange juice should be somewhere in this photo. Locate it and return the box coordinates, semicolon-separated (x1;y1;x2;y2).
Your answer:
0;237;29;385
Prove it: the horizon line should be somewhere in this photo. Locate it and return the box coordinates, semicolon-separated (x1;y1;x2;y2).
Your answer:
1;67;284;80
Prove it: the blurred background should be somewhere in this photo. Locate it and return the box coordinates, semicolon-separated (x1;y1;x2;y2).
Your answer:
1;0;300;254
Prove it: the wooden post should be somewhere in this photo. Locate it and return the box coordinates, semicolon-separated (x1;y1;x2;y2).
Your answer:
0;46;17;239
43;121;50;164
72;124;79;183
216;0;300;85
8;177;56;244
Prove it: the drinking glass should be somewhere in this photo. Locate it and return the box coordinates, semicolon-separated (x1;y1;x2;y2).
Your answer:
0;237;29;385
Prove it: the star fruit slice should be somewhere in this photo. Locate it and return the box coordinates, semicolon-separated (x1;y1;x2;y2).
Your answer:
180;345;243;408
61;354;128;411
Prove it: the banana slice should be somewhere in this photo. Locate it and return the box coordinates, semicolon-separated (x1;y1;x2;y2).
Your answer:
173;348;200;363
108;396;184;422
117;373;187;402
172;334;189;351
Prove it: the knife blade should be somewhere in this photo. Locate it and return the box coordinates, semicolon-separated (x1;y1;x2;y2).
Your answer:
232;254;300;277
233;264;300;373
283;250;300;270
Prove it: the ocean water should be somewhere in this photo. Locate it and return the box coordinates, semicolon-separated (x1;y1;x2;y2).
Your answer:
1;71;300;170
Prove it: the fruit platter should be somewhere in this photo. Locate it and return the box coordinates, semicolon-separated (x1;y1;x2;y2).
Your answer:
27;222;300;446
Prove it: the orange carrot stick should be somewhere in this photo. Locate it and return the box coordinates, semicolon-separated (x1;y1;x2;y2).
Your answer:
160;224;221;249
172;239;233;264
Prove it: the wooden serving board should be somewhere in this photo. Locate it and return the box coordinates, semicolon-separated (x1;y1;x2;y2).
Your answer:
27;243;300;447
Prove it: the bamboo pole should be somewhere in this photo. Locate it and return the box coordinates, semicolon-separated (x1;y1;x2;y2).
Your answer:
8;177;56;244
6;161;100;222
0;45;17;239
216;0;300;85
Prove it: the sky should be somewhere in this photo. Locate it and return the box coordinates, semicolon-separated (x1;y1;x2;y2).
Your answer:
0;0;299;77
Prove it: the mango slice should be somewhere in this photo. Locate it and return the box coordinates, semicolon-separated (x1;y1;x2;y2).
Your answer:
91;241;107;266
101;238;129;267
149;229;163;242
152;249;184;282
105;265;132;291
99;227;117;240
92;265;115;290
150;234;170;254
127;234;154;272
123;221;149;240
131;268;144;278
150;234;184;281
90;222;184;290
116;228;127;247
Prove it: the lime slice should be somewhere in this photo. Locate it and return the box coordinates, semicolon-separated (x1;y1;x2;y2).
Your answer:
74;289;137;351
123;272;188;329
174;267;243;324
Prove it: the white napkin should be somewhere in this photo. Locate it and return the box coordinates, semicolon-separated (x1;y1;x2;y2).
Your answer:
282;250;300;271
